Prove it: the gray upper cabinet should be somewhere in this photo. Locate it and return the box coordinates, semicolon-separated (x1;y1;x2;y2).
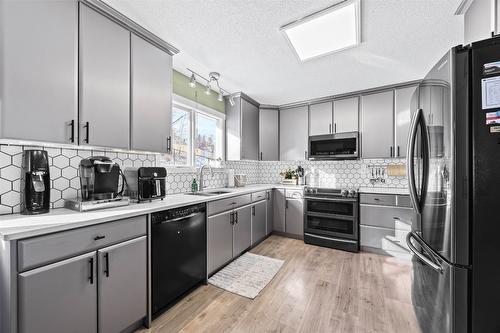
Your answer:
395;86;418;158
226;95;259;160
233;205;252;256
241;99;259;160
280;105;309;160
208;212;233;275
361;91;394;158
259;107;279;161
97;236;147;333
131;34;172;153
309;102;333;135
251;201;267;245
79;4;130;149
333;97;359;133
18;252;97;333
0;0;78;144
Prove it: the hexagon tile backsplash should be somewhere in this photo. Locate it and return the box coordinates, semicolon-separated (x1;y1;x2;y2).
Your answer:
0;143;407;216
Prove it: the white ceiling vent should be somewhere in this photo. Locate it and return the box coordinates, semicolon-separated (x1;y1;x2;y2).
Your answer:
280;0;361;62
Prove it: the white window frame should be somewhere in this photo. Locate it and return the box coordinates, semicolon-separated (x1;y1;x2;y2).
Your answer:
171;94;225;168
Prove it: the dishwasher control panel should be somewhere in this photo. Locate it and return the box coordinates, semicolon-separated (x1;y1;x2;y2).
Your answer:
151;203;206;224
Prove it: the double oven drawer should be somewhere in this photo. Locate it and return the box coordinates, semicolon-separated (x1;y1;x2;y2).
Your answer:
304;197;358;240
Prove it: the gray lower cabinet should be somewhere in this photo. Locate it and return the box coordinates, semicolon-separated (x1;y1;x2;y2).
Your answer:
79;4;130;149
97;236;147;333
359;193;412;258
280;106;309;160
18;252;97;333
0;0;78;144
266;190;273;235
259;107;279;161
207;211;233;275
361;91;394;158
131;34;172;153
285;198;304;237
233;205;252;256
251;201;267;245
273;189;286;232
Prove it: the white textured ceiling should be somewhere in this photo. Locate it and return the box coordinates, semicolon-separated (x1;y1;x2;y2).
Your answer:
103;0;464;105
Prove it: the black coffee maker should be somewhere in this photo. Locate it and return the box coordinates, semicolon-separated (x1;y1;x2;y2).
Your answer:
79;156;121;201
20;150;50;215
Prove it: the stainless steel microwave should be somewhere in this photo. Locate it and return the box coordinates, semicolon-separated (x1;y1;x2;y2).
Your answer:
308;132;359;160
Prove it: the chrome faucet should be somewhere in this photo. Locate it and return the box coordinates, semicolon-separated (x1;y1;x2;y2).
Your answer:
199;163;213;192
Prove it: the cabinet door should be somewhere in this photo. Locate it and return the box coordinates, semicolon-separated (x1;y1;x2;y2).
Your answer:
334;97;359;133
285;199;304;236
395;86;418;158
259;108;279;161
280;106;309;160
98;236;147;333
233;205;252;256
309;102;333;135
252;201;267;245
361;91;394;158
80;4;130;149
241;98;260;160
273;189;286;232
266;190;274;235
131;34;172;153
0;0;77;144
18;252;97;333
208;211;233;275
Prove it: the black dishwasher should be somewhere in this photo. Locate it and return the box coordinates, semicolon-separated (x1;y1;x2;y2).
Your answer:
151;203;206;318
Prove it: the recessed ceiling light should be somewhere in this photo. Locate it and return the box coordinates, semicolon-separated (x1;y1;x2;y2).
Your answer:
281;0;361;62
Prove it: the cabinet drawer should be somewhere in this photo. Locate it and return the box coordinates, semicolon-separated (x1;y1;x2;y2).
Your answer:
252;191;267;202
360;205;413;229
360;225;409;253
360;194;396;206
18;215;147;272
208;194;251;216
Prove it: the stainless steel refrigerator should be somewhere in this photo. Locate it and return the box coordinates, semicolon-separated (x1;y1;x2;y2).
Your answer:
406;37;500;333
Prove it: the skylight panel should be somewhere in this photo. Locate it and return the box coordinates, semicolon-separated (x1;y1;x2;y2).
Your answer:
281;0;361;61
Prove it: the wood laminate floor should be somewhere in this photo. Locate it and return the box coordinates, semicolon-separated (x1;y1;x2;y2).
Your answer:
138;235;421;333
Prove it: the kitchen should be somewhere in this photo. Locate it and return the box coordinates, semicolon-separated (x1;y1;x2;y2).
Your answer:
0;0;498;333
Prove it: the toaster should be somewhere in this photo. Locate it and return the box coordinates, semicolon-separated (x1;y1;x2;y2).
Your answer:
124;167;166;202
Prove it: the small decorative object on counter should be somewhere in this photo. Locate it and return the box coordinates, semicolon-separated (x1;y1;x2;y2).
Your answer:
191;178;198;193
234;174;247;187
280;168;298;185
296;166;305;185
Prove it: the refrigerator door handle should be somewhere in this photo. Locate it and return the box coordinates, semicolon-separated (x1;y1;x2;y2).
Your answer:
407;108;423;214
406;232;443;274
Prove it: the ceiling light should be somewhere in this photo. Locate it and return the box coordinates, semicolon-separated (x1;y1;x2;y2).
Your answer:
281;0;361;61
205;82;211;95
189;73;197;88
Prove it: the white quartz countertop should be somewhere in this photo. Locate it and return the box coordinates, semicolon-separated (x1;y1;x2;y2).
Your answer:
358;187;409;195
0;184;288;241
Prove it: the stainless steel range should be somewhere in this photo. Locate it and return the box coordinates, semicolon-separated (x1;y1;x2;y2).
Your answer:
303;187;359;252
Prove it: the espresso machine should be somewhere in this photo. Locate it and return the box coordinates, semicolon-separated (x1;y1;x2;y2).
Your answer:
65;156;129;211
20;150;50;215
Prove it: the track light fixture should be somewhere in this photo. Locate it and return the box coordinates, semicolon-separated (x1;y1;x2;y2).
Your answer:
186;68;232;103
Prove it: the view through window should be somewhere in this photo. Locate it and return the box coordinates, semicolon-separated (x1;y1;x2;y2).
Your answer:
172;103;223;166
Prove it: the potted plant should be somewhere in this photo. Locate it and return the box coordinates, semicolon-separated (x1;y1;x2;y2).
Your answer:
280;168;298;185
